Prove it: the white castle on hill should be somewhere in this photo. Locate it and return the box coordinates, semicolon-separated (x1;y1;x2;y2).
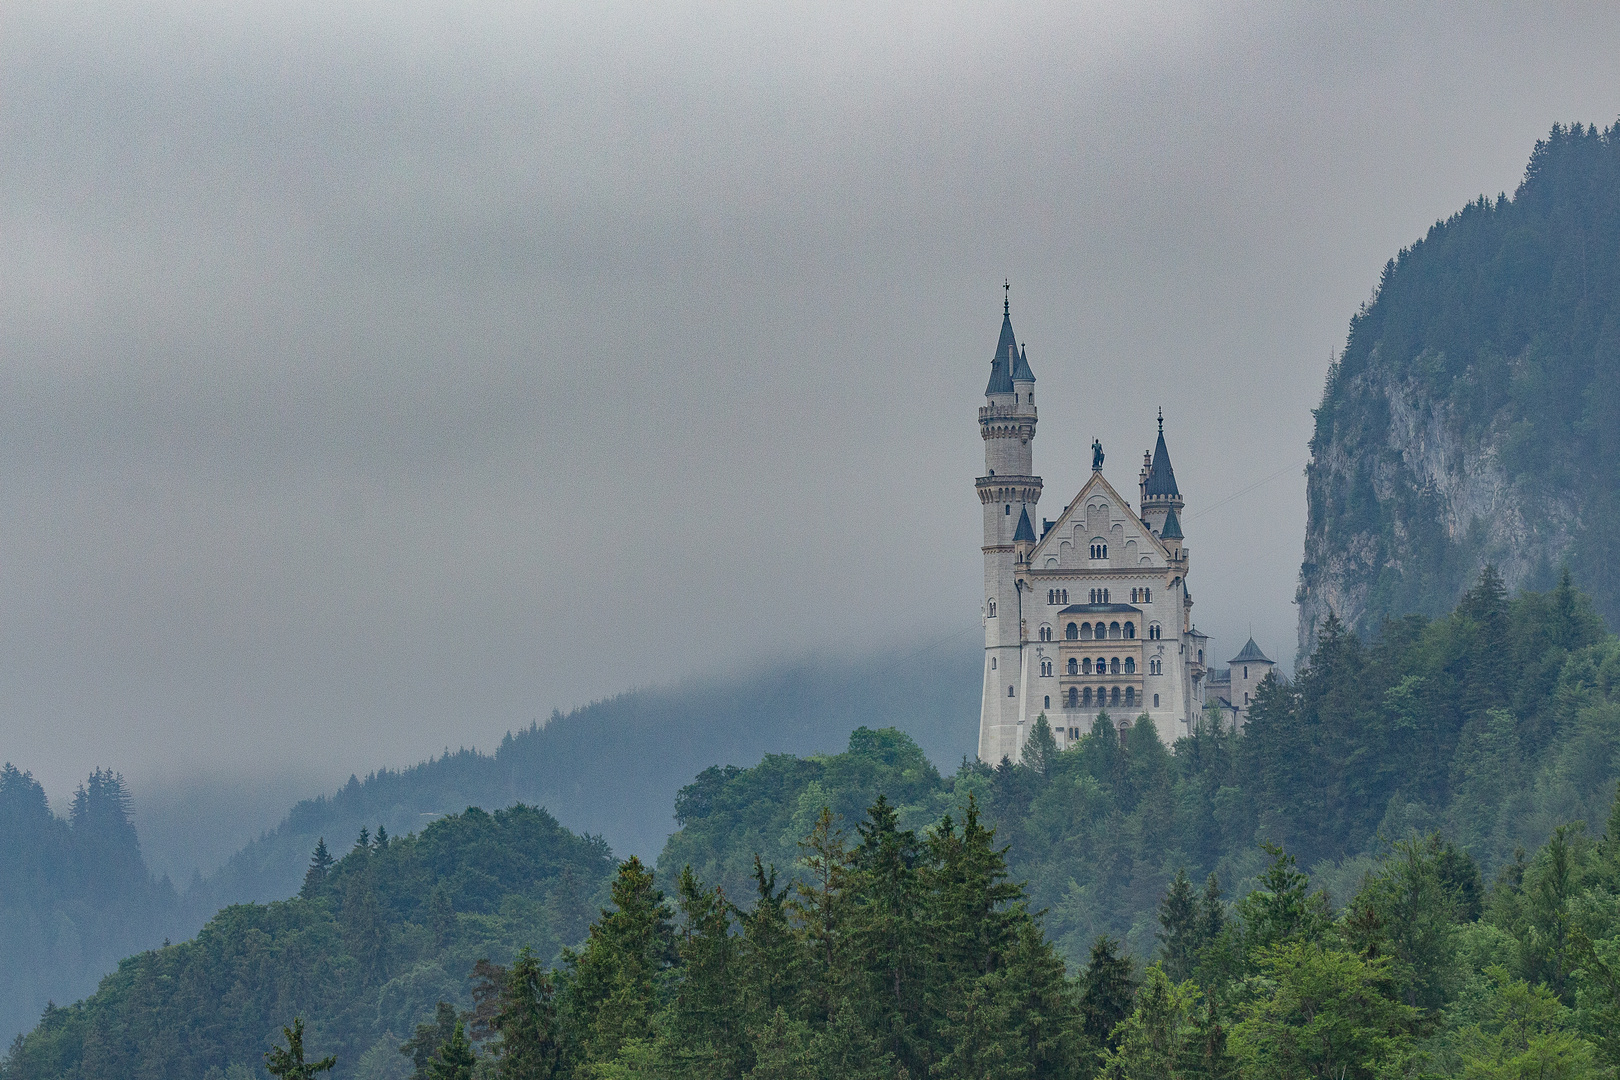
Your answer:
975;294;1273;763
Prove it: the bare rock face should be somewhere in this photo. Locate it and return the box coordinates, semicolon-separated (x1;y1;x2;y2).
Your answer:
1298;351;1576;659
1296;123;1620;659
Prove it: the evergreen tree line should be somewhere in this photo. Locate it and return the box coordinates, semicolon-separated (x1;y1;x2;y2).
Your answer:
265;784;1620;1079
0;767;183;1044
663;568;1619;960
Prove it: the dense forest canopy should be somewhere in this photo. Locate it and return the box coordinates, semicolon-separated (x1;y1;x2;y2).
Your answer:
1302;120;1620;645
0;645;977;1046
10;574;1620;1078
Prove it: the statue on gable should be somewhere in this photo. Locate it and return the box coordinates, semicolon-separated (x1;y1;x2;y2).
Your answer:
1091;438;1104;472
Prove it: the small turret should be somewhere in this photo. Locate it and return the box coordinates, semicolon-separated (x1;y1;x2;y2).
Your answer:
1140;408;1184;537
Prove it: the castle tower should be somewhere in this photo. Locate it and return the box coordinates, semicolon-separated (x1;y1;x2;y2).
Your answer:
977;290;1041;764
1139;409;1184;538
1227;638;1275;727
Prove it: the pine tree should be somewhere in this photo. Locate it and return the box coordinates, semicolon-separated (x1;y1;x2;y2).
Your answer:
374;825;389;850
662;866;746;1078
848;795;927;1071
300;838;334;900
1157;869;1200;982
264;1018;336;1079
401;1002;459;1080
1078;936;1137;1058
491;948;562;1080
427;1020;475;1080
788;807;856;1025
567;856;676;1066
736;856;802;1034
1023;714;1058;778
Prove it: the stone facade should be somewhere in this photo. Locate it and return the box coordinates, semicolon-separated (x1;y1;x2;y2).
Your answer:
977;299;1224;763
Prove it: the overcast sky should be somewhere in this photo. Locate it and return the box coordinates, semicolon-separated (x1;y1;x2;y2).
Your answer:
3;0;1618;808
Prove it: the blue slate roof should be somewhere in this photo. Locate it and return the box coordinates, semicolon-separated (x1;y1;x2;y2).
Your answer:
1013;506;1036;542
1012;343;1035;382
1158;507;1183;540
1230;637;1273;665
985;309;1017;395
1144;413;1180;499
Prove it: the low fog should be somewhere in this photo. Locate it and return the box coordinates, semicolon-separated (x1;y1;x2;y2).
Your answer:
3;1;1618;817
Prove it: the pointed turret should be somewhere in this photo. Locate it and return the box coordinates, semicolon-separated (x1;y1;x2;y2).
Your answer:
1013;505;1036;542
985;296;1018;397
1145;410;1180;499
1140;408;1185;539
1012;342;1035;383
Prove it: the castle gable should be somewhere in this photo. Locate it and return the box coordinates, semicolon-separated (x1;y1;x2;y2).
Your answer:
1030;471;1171;572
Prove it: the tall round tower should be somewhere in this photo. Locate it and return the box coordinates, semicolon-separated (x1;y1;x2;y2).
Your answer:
977;290;1042;764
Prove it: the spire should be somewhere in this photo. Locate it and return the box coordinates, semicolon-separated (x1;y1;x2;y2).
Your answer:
984;293;1017;396
1144;408;1180;499
1159;506;1183;540
1012;342;1035;382
1013;506;1035;542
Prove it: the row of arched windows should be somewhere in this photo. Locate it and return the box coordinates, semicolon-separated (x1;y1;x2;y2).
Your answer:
1089;543;1108;559
1130;587;1153;603
1064;686;1136;708
1089;588;1110;603
1065;620;1136;640
1047;588;1069;605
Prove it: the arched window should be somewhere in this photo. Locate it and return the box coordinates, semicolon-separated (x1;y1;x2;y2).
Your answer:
1245;691;1251;705
1243;666;1249;679
1005;505;1011;515
1153;693;1160;707
1125;687;1135;707
1125;622;1136;639
1145;588;1152;603
1096;655;1107;672
1199;649;1204;663
1067;687;1079;708
1066;622;1079;640
1047;589;1053;604
1080;622;1092;639
1110;657;1120;675
1068;657;1078;675
1083;687;1093;706
1008;685;1015;697
1124;657;1135;674
991;656;997;670
987;600;996;617
1045;695;1051;709
1110;686;1121;705
1109;621;1120;640
1062;589;1068;603
1082;658;1092;674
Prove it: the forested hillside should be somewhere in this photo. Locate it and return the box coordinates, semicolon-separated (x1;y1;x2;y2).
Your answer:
1300;120;1620;653
2;804;612;1080
0;644;977;1048
190;643;978;915
664;570;1616;960
0;768;185;1050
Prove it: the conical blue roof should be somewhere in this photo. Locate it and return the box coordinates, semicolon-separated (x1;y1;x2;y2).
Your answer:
985;308;1017;396
1158;506;1183;540
1012;343;1035;382
1230;638;1273;665
1144;413;1179;499
1013;506;1035;542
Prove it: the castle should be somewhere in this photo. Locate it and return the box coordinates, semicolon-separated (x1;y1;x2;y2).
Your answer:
975;295;1273;763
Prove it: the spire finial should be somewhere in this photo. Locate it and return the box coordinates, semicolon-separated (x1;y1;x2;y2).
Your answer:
1004;279;1010;315
1157;407;1163;434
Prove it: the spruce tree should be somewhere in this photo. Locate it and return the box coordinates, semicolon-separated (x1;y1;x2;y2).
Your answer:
300;838;334;899
849;795;926;1070
736;856;802;1034
1023;714;1058;778
567;856;676;1066
264;1018;336;1079
491;948;561;1080
401;1002;459;1080
1078;936;1137;1058
788;807;856;1025
662;866;746;1077
1157;869;1200;982
427;1020;475;1080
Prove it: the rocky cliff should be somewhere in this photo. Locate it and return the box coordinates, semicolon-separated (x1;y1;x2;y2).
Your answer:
1299;122;1620;656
